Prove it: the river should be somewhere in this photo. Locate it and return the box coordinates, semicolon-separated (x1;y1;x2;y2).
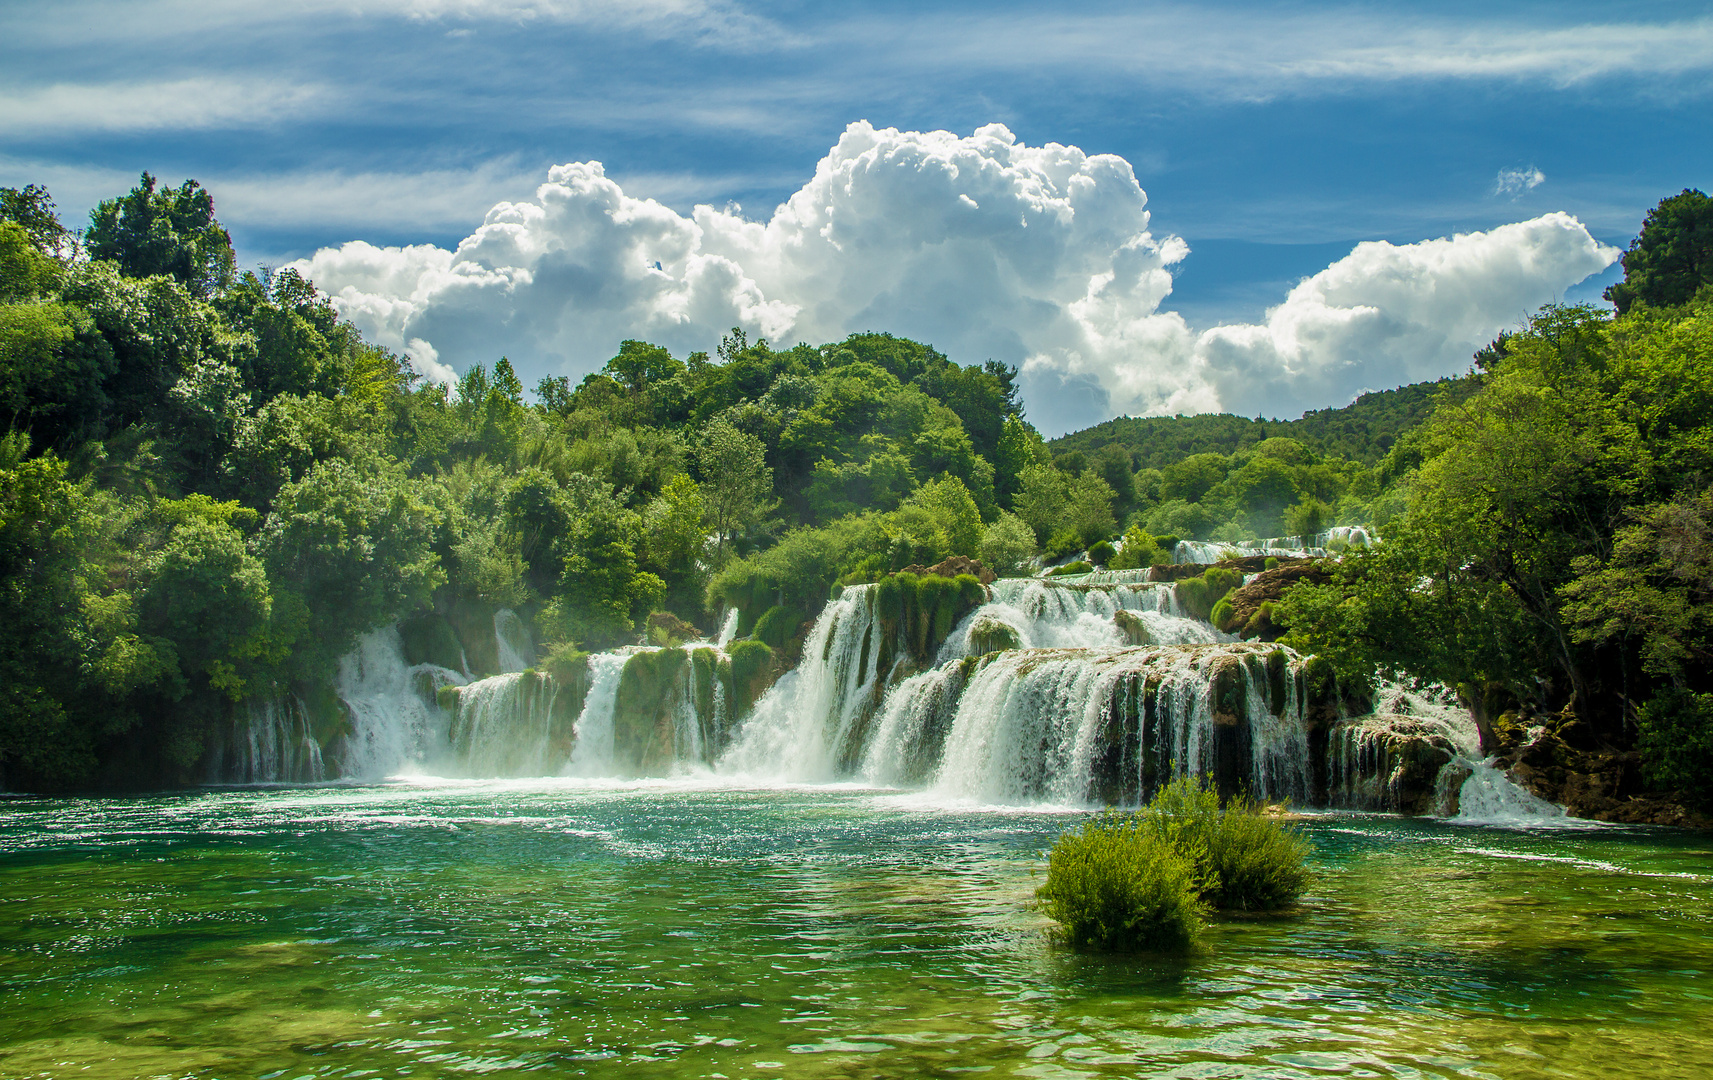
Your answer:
2;779;1708;1079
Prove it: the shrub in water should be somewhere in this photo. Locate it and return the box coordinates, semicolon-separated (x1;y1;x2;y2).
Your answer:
1037;812;1207;952
1087;540;1116;567
1138;777;1311;912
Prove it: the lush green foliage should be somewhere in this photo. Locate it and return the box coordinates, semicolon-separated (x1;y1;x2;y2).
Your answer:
1037;777;1311;952
1635;690;1713;808
1605;188;1713;315
1036;812;1207;953
1136;778;1312;911
0;177;1034;790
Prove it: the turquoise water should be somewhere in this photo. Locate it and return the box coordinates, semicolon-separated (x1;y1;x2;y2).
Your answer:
1;780;1709;1079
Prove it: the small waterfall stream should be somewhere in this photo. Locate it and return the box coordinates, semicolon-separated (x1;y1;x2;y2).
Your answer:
567;652;631;777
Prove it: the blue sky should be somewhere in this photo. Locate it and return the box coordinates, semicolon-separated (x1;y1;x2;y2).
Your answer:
4;1;1709;430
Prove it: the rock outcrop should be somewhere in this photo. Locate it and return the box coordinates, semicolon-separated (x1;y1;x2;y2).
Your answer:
1221;561;1334;641
1492;711;1710;827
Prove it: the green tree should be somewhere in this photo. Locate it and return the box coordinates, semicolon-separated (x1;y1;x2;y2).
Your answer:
0;185;72;258
980;511;1037;576
1606;189;1713;314
1065;471;1119;548
553;502;665;648
1159;452;1229;503
698;419;775;564
1013;462;1067;545
256;459;444;670
86;173;235;295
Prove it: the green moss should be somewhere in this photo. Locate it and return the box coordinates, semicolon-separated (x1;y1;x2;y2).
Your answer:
1210;597;1239;633
726;639;776;717
1264;648;1289;712
1175;576;1212;620
611;649;690;773
1177;566;1243;622
436;684;462;714
1048;560;1093;577
1113;608;1155;647
397;613;465;671
1264;556;1280;571
1203;566;1243;598
967;614;1022;655
753;605;801;649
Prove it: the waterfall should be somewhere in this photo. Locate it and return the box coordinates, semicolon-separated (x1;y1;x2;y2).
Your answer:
211;697;325;784
928;643;1307;806
859;665;965;787
450;672;560;777
1455;760;1573;825
493;608;535;673
721;586;886;780
1174;538;1323;564
334;627;466;779
566;652;630;777
716;607;740;648
945;579;1221;655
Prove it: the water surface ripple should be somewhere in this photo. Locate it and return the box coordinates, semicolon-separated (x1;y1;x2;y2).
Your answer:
1;781;1708;1079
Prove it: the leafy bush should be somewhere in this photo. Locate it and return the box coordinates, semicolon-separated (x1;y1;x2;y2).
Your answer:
1037;778;1311;953
1176;566;1243;621
1109;524;1167;570
1138;777;1311;911
1036;812;1207;953
752;604;801;649
1636;689;1713;807
1088;540;1116;566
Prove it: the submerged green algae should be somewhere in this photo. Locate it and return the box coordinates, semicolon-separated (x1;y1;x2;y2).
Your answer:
1;785;1709;1079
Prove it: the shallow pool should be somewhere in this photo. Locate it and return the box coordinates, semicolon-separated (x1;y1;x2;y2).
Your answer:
2;780;1709;1078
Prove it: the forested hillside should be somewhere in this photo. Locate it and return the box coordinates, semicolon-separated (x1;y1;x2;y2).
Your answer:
3;174;1711;805
1049;376;1479;469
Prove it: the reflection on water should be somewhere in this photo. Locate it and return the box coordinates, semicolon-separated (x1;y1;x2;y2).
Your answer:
1;780;1710;1079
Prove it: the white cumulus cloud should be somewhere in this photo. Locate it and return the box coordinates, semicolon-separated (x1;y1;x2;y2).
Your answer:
291;122;1619;435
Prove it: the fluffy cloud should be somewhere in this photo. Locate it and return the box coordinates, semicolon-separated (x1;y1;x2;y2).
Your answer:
292;122;1617;434
1496;166;1547;197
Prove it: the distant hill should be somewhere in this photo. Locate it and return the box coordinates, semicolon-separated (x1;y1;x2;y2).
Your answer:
1049;376;1479;467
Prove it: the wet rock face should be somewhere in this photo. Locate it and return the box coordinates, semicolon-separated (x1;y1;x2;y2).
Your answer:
1222;562;1334;642
1327;715;1458;814
1493;717;1711;827
967;614;1022;655
1112;609;1155;646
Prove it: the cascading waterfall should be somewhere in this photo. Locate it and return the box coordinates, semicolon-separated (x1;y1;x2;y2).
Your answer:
716;607;740;648
450;672;559;777
722;585;885;780
335;627;467;779
927;643;1309;806
567;652;630;777
210;558;1565;821
949;579;1222;654
210;697;325;784
493;608;535;673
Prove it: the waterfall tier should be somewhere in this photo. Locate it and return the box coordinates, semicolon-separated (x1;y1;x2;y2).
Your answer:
211;572;1561;820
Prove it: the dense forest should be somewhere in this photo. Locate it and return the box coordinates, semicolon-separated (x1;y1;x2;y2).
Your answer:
2;175;1711;806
